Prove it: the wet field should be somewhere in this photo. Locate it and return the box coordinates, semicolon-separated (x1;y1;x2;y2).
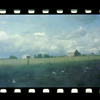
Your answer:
0;56;100;87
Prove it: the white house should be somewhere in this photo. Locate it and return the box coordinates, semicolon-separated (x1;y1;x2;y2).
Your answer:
22;54;31;59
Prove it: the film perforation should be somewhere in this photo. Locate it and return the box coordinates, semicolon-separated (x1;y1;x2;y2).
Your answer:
42;9;49;14
0;9;6;14
14;89;21;93
0;89;7;93
28;9;35;14
85;88;92;93
57;88;64;93
71;9;78;13
43;88;50;93
28;89;35;93
56;9;63;14
71;88;78;93
14;9;21;14
85;9;92;13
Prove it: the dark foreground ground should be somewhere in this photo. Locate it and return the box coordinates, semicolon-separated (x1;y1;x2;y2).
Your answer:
0;58;100;87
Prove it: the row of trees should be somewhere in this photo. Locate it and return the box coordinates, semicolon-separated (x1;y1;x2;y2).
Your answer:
74;50;100;56
8;50;100;59
34;54;54;58
9;55;17;59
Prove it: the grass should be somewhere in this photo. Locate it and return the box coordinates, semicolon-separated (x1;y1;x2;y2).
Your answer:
0;55;100;87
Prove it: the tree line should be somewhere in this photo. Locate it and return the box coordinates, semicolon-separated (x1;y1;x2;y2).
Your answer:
9;54;54;59
8;50;100;59
34;53;54;58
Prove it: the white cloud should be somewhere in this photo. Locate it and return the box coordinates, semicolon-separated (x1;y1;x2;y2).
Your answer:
0;31;8;41
33;32;46;36
0;31;6;37
77;26;83;32
60;26;100;54
0;26;100;56
94;38;100;43
7;32;48;53
9;34;23;47
50;46;57;51
87;48;98;53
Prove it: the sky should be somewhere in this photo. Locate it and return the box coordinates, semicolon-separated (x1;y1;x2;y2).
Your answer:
0;15;100;58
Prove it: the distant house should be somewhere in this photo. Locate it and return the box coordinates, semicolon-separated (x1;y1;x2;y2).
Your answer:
74;50;81;56
22;54;31;59
67;50;81;57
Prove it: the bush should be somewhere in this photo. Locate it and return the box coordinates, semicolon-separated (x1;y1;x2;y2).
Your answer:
9;55;17;59
44;54;50;58
37;53;42;58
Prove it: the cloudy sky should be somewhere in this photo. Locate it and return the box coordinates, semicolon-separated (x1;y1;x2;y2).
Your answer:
0;15;100;58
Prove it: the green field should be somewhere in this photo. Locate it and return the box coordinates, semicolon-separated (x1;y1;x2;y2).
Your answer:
0;55;100;87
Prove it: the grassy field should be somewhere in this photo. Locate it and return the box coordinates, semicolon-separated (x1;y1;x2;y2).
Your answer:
0;55;100;87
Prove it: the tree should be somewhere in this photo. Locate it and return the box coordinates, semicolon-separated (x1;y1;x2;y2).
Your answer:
44;54;50;58
99;51;100;55
82;54;86;56
37;53;42;58
9;55;17;59
74;50;81;56
34;54;37;58
91;53;94;55
51;56;53;58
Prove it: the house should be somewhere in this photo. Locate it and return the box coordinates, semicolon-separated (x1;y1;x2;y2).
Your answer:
67;50;81;57
22;54;31;59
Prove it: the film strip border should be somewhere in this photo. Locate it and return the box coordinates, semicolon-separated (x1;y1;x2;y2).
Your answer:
0;88;100;94
0;9;100;14
0;8;100;96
